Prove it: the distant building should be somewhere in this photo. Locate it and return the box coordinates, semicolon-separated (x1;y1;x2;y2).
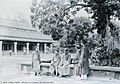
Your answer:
0;18;54;56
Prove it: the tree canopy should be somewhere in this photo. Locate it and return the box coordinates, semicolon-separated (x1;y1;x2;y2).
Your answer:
30;0;93;44
30;0;120;66
69;0;120;38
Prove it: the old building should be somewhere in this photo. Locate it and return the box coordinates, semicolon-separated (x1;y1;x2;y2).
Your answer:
0;18;54;56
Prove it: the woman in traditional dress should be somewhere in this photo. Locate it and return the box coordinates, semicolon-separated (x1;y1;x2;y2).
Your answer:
79;40;90;79
59;48;71;77
32;46;41;76
74;45;81;77
50;49;61;76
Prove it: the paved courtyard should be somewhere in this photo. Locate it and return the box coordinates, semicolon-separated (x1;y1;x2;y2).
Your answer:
0;54;120;84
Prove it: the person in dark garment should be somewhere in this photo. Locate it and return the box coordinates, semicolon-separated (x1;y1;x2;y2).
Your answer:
79;40;90;79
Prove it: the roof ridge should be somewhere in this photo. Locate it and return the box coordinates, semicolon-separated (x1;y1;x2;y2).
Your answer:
0;17;37;31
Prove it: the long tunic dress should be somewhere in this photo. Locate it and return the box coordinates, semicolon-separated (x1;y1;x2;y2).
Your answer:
32;51;41;72
59;53;71;76
79;45;90;75
50;53;61;74
74;49;81;76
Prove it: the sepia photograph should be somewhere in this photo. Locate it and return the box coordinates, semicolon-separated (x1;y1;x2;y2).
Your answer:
0;0;120;84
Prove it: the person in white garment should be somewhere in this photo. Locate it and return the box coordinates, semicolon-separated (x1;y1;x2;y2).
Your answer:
32;46;41;76
50;49;61;76
59;48;71;77
74;45;81;78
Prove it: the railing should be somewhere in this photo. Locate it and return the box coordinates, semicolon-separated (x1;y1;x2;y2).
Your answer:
2;50;34;56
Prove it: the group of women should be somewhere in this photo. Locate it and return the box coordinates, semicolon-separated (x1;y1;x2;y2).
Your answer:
31;41;90;80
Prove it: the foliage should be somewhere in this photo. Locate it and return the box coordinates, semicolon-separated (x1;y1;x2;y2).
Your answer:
70;0;120;38
30;0;68;40
30;0;120;66
60;17;93;47
30;0;93;46
92;41;120;66
69;0;120;66
91;23;120;66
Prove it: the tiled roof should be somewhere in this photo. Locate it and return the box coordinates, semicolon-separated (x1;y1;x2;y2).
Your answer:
0;18;35;30
0;18;54;43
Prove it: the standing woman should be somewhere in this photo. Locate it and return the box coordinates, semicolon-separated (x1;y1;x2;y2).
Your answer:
74;45;81;77
32;46;41;76
79;40;90;79
50;49;61;76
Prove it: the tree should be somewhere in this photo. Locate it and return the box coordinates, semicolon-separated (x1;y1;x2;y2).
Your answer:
68;0;120;38
30;0;69;40
30;0;120;67
68;0;120;66
30;0;93;44
60;16;93;47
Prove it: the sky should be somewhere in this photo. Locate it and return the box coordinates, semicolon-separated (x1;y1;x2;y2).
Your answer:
0;0;32;21
0;0;89;22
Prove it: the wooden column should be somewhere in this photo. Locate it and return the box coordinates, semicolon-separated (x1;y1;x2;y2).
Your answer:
50;43;53;53
26;43;29;54
14;42;17;55
44;43;47;53
37;43;40;51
